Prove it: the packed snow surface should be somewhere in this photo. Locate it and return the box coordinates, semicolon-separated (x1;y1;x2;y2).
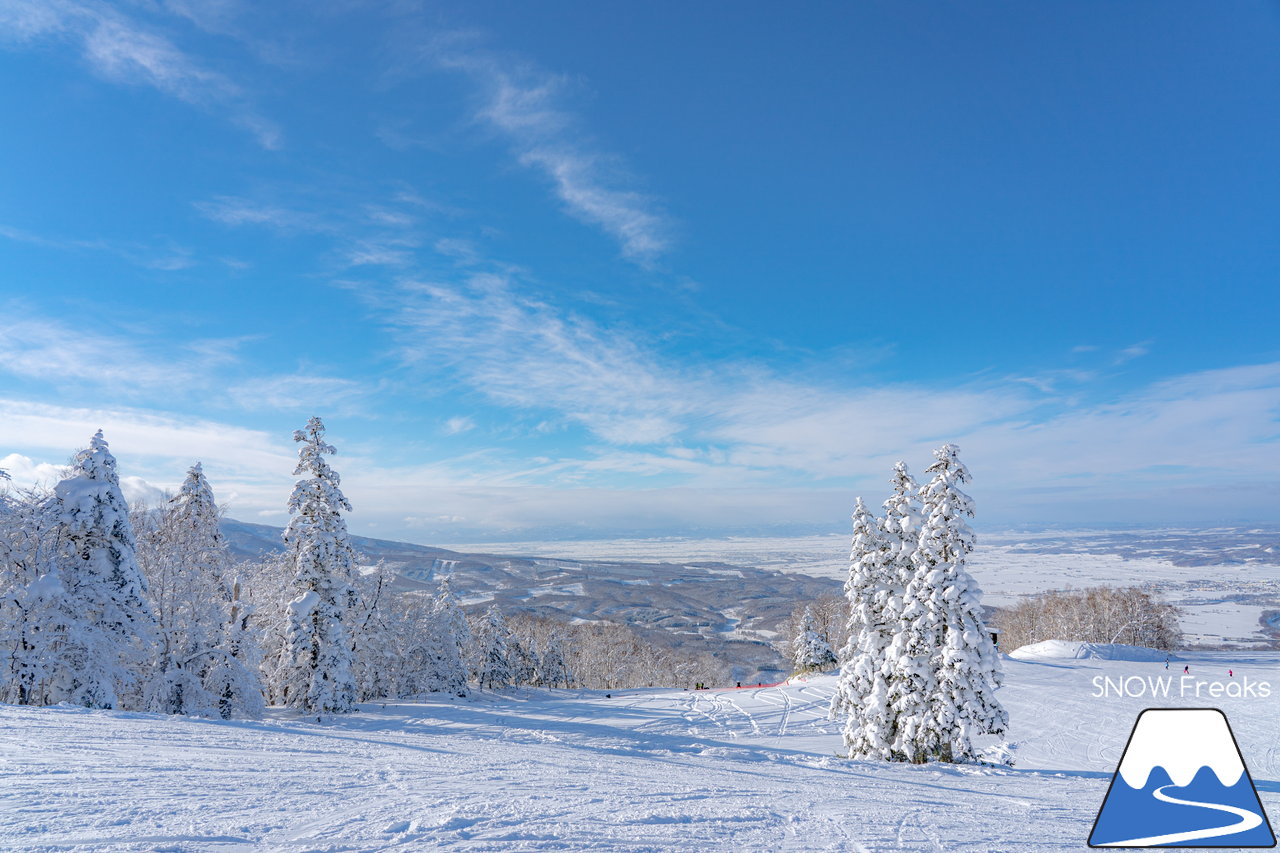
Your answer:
3;651;1277;851
1008;641;1176;662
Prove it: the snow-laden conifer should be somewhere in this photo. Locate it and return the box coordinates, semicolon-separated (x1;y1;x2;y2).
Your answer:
52;431;156;709
472;604;513;689
914;443;1007;762
278;417;358;714
877;462;924;732
880;459;948;762
791;605;837;674
831;497;897;759
881;462;923;588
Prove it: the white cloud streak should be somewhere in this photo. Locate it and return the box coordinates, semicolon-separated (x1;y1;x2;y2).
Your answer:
443;416;475;435
0;0;279;148
0;399;295;483
384;275;1280;517
226;374;371;414
0;315;203;393
393;275;691;445
4;340;1278;538
194;192;425;270
0;223;194;270
428;44;670;262
193;196;319;231
0;311;372;419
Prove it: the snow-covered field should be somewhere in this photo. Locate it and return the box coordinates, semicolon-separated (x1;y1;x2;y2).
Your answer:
445;534;1280;646
4;650;1278;851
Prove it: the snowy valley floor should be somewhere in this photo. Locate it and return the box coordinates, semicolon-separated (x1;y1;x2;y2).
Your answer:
2;651;1278;852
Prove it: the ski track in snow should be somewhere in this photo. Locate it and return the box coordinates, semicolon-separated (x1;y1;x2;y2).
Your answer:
2;652;1278;852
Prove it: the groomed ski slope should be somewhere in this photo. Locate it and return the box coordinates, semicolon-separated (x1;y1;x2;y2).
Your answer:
2;651;1277;852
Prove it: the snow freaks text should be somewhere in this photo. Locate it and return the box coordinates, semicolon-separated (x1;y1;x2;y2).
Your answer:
1091;675;1272;700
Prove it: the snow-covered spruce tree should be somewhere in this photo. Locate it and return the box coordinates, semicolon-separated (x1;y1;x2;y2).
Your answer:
471;604;514;689
137;463;263;718
278;417;359;714
51;431;157;709
880;462;923;596
831;497;898;759
880;460;940;763
912;443;1006;762
791;605;837;674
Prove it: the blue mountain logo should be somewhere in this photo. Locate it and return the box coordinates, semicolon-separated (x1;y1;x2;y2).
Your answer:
1089;708;1275;848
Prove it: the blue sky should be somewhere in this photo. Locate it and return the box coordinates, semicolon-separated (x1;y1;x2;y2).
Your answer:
1;1;1277;541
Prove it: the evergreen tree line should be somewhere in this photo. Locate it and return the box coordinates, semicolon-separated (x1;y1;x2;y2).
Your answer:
0;418;583;718
824;444;1007;764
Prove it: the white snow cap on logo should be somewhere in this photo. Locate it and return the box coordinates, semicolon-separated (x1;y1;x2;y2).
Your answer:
1118;709;1245;789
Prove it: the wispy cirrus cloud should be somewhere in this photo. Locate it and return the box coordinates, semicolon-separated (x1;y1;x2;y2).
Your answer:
0;314;205;393
0;400;310;523
3;331;1277;537
226;373;373;415
0;310;372;419
0;0;280;147
415;37;670;263
0;223;194;270
0;399;295;482
381;273;1280;507
385;273;1027;472
392;274;691;445
194;192;425;269
343;237;419;268
1115;341;1152;364
443;416;475;435
193;196;321;231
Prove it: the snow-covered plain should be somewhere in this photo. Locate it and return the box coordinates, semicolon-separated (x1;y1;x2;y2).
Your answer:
4;650;1278;852
445;534;1280;646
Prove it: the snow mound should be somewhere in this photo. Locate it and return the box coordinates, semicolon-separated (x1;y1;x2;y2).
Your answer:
1008;640;1177;662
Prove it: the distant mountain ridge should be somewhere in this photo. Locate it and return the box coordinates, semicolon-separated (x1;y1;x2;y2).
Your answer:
221;518;457;566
